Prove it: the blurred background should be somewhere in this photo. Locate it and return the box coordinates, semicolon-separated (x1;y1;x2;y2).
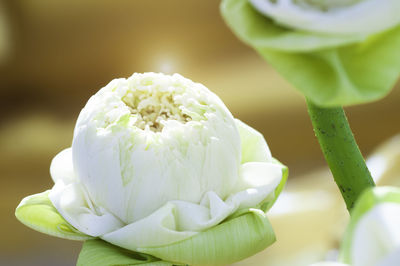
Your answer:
0;1;399;265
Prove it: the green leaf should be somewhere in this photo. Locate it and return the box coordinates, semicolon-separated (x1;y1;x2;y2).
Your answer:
138;209;275;266
339;186;400;263
77;239;174;266
221;0;400;107
15;190;92;241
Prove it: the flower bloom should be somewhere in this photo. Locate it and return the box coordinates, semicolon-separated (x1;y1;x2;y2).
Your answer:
16;73;287;264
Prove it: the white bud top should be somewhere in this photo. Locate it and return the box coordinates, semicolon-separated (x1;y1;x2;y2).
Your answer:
71;73;242;223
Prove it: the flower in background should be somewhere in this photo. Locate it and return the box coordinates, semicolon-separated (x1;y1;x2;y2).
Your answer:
221;0;400;107
340;186;400;266
312;186;400;266
16;72;287;265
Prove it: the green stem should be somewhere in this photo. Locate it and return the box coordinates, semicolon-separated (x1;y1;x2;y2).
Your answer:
306;99;375;212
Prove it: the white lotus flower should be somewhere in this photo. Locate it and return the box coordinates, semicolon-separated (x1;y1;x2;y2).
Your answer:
249;0;400;36
44;72;285;253
349;203;400;266
337;187;400;266
310;187;400;266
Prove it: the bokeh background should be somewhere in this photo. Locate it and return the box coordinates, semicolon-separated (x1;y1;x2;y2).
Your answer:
1;1;399;265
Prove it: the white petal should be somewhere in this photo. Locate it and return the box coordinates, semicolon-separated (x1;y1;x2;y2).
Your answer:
171;191;235;231
72;73;242;224
352;203;400;266
101;162;283;249
235;119;272;163
50;148;75;184
237;162;283;189
250;0;400;36
228;162;283;208
102;203;196;250
377;247;400;266
72;127;129;223
49;180;124;237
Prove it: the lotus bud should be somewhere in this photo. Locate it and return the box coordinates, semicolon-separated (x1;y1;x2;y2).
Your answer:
16;72;287;265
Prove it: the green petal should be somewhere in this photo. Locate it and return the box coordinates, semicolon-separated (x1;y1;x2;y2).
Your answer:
138;209;275;266
258;38;400;107
339;186;400;263
77;239;174;266
221;0;400;107
15;190;92;241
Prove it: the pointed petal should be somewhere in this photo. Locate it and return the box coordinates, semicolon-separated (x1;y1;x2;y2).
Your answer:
49;180;124;237
230;162;283;209
15;190;91;241
235;119;272;163
102;203;196;250
50;148;75;184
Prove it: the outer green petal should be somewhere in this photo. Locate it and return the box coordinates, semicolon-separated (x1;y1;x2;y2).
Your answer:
138;209;275;266
258;35;400;106
221;0;400;107
77;239;174;266
15;190;92;241
339;186;400;263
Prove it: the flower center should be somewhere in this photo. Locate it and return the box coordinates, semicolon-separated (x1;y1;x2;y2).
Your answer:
122;88;192;132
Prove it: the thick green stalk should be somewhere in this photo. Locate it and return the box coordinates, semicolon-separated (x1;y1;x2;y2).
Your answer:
306;99;375;212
